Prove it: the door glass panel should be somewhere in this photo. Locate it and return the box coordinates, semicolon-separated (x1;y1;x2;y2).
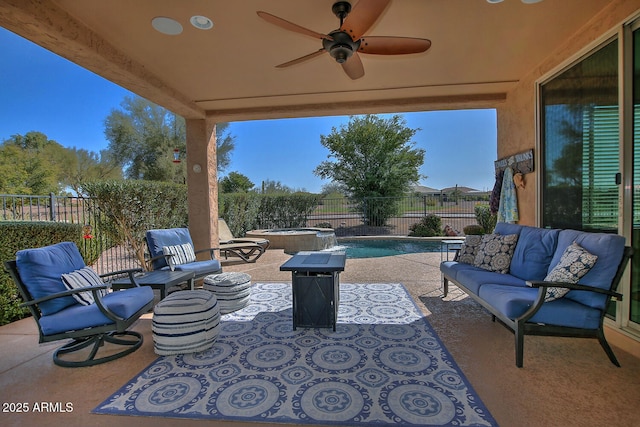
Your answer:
631;28;640;325
541;40;619;232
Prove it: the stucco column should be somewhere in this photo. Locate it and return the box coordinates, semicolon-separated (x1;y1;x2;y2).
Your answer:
185;117;219;258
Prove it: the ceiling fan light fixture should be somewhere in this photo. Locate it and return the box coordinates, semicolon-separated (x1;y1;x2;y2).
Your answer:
330;44;353;63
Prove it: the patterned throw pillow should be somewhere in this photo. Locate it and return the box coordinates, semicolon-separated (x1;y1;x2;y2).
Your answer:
162;243;196;269
473;233;519;274
61;266;106;305
457;235;483;264
543;242;598;302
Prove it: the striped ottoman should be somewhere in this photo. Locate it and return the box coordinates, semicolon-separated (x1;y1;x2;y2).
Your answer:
152;289;220;356
203;272;252;314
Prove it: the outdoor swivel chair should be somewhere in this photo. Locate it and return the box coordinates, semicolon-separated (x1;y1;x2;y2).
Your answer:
4;242;154;367
146;228;222;279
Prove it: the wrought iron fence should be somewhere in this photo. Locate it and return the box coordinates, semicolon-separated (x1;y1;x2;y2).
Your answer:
300;195;483;237
0;193;138;274
2;193;484;273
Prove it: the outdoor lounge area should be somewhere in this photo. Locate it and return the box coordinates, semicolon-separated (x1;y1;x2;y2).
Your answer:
2;0;640;425
1;249;639;426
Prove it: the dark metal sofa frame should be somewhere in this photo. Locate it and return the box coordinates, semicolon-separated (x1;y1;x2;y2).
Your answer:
442;246;633;368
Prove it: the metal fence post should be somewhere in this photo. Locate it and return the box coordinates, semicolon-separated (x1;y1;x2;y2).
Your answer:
49;192;56;221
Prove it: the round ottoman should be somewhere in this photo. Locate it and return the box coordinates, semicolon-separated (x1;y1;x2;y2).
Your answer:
203;272;252;314
152;289;220;356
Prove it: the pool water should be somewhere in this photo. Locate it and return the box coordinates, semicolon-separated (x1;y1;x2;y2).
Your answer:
329;239;444;259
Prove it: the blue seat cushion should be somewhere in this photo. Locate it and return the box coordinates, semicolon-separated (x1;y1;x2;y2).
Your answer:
440;261;480;282
553;230;625;309
147;228;194;270
39;286;154;336
456;270;527;295
478;284;602;329
159;259;221;277
16;242;87;316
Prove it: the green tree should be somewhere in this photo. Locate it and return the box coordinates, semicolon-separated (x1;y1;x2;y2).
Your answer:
219;171;254;193
60;148;123;194
0;132;66;194
104;96;235;183
314;115;424;226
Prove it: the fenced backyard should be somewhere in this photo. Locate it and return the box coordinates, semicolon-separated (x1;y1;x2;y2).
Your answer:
1;193;484;273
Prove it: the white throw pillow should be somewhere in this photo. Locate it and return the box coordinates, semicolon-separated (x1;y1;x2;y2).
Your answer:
61;266;106;305
162;243;196;269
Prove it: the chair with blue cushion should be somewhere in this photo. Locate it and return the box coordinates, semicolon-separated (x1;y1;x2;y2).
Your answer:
145;228;222;280
4;242;155;367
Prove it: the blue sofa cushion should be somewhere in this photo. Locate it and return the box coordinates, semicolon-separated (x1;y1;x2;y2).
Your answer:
39;286;154;336
552;230;625;309
440;261;479;282
456;270;527;295
16;242;86;316
507;226;559;281
147;228;195;270
478;284;602;329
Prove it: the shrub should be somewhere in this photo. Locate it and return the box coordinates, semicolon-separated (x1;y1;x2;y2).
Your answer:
409;214;442;237
314;222;333;229
463;224;485;235
0;222;85;325
474;204;497;234
81;180;188;268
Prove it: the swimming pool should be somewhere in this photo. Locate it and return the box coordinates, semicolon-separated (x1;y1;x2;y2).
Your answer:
329;238;444;259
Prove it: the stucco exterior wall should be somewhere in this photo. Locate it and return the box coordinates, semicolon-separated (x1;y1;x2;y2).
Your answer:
497;0;640;227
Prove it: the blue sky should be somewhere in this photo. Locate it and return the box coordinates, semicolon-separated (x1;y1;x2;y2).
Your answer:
0;27;497;193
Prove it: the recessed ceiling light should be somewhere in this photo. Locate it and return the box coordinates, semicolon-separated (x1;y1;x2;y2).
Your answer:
521;0;543;3
190;15;214;30
152;16;183;35
486;0;504;3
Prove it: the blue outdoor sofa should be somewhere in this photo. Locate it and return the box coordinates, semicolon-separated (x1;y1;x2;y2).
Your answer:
440;222;633;367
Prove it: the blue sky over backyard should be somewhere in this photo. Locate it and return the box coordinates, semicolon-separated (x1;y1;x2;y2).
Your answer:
0;27;497;193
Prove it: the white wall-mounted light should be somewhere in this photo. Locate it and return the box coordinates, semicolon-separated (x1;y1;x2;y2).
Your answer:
152;17;183;35
190;16;214;30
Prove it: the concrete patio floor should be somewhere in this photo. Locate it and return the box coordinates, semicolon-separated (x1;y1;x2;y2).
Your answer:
1;249;639;426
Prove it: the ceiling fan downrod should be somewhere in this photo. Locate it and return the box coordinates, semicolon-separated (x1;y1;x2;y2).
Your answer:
326;1;359;64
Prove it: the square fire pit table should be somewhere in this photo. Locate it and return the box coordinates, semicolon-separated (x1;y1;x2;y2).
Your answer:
280;251;346;331
111;270;195;300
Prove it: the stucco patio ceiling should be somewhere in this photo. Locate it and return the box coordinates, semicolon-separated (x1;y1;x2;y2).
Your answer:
0;0;612;121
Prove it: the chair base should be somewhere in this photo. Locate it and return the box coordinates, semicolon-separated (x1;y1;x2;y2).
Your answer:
53;331;144;368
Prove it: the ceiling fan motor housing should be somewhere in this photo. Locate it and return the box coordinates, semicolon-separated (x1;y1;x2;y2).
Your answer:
323;30;361;63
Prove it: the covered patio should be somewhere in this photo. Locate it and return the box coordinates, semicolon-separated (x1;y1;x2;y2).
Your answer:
1;0;640;425
1;250;640;426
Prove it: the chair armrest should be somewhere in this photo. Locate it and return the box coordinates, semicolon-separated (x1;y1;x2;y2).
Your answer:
195;247;220;259
101;268;144;287
21;284;110;307
526;280;623;301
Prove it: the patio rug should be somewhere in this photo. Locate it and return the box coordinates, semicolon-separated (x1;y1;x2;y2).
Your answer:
93;283;497;426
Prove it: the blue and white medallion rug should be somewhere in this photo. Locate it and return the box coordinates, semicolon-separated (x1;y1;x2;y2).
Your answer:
94;283;497;426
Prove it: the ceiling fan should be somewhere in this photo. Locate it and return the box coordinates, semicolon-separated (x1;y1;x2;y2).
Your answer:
257;0;431;80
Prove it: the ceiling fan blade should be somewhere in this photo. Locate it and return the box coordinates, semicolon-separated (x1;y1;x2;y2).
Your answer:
342;52;365;80
257;11;332;40
340;0;391;40
276;49;326;68
358;36;432;55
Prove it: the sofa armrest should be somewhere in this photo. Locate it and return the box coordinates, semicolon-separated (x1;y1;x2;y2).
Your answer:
195;247;220;259
526;280;623;301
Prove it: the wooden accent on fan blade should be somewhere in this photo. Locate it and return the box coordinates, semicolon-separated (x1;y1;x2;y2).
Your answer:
340;0;391;41
275;49;326;68
342;52;365;80
358;36;432;55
